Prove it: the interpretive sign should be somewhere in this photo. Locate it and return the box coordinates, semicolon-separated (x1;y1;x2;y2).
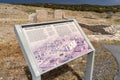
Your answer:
14;19;95;80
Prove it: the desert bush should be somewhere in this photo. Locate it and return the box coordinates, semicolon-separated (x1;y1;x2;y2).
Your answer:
20;3;120;13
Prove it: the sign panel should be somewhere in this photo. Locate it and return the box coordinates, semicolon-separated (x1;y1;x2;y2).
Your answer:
21;20;93;73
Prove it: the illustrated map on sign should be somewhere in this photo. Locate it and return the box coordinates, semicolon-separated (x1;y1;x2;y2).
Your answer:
23;21;92;73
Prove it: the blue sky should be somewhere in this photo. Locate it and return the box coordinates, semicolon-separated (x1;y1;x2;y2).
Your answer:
0;0;120;5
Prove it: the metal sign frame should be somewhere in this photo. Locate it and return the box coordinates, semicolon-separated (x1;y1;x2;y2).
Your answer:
14;19;95;80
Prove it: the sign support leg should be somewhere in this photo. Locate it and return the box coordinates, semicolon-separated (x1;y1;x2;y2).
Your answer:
32;75;41;80
84;51;95;80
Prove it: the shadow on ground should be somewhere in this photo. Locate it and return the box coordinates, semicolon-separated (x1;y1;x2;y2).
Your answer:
24;64;82;80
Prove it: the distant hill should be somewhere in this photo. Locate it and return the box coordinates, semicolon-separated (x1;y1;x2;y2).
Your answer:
20;3;120;13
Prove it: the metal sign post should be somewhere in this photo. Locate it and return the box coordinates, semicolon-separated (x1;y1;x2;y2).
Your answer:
14;19;95;80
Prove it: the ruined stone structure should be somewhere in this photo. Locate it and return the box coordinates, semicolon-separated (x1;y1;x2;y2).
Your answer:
36;10;48;21
103;25;117;35
29;13;37;23
28;9;66;21
54;10;63;19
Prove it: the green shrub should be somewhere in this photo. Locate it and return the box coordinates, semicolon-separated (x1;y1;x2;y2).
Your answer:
20;3;120;13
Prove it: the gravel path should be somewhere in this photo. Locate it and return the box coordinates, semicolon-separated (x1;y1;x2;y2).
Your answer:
103;45;120;80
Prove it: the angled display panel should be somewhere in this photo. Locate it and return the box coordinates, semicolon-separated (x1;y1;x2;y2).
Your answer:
14;19;95;80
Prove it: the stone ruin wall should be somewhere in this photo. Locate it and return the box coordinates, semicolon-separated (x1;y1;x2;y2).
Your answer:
29;9;65;22
87;25;120;41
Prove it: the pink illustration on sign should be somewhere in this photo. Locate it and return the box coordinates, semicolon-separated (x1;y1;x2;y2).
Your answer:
32;34;92;73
